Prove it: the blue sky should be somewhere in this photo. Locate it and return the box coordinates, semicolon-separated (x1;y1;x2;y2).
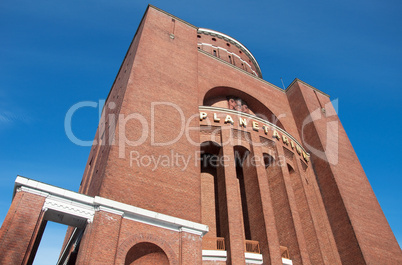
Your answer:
1;0;401;263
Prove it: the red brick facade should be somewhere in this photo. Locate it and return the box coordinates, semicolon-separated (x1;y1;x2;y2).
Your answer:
0;191;46;265
0;5;401;265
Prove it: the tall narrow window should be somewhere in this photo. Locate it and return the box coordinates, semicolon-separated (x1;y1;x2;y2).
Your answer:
234;147;252;240
228;55;232;64
200;141;226;251
213;50;217;57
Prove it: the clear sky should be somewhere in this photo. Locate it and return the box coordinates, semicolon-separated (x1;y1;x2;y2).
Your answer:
1;0;401;263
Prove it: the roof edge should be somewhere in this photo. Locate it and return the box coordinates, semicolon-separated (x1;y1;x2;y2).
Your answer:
148;4;198;29
286;78;330;98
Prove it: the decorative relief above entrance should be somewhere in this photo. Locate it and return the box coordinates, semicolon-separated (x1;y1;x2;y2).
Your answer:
227;96;249;113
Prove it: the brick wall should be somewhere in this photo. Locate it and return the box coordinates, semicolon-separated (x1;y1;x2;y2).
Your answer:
0;190;46;264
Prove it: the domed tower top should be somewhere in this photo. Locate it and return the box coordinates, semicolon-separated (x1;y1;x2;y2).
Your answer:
197;28;262;78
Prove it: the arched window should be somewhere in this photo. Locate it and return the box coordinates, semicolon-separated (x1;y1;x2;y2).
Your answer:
203;86;286;130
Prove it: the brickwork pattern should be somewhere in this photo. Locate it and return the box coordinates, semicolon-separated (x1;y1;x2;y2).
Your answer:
0;191;46;265
2;5;400;265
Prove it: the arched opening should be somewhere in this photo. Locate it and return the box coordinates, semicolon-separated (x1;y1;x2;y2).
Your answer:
287;163;295;174
125;242;169;265
286;162;324;264
234;146;252;240
235;146;269;257
263;153;275;169
264;153;302;264
200;141;221;238
203;86;285;130
200;141;227;251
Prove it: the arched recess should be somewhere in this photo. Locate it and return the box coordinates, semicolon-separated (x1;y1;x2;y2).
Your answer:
203;86;285;130
116;233;178;265
200;141;227;249
234;145;269;259
263;153;275;169
263;153;302;265
286;162;324;264
287;163;295;175
233;145;252;240
125;242;169;265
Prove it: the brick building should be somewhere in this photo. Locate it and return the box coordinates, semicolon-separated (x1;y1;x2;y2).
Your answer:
0;5;401;265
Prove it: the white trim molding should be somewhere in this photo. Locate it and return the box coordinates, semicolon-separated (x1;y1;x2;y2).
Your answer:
282;257;293;265
13;176;209;236
245;252;263;264
202;250;227;261
43;196;95;223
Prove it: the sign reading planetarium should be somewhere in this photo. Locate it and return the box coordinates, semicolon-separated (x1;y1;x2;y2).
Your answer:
199;107;310;163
